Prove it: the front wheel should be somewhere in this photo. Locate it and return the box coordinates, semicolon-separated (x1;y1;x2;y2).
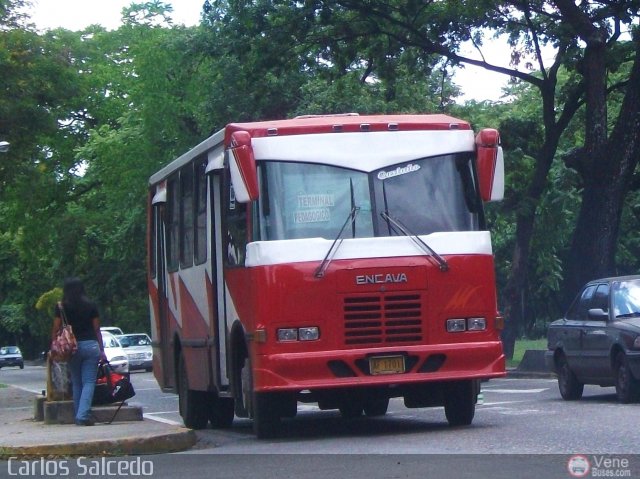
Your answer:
208;395;235;428
444;380;475;427
363;397;389;417
556;354;584;400
253;392;281;439
615;352;640;404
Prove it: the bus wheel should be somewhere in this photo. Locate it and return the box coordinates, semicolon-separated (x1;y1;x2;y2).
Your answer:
339;402;363;419
208;395;235;428
253;392;281;439
363;397;389;417
444;380;475;427
177;353;208;429
238;357;253;417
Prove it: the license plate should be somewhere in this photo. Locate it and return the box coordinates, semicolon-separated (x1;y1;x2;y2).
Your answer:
369;355;405;375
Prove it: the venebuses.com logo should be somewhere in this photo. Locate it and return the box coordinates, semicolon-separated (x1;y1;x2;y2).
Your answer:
567;455;632;478
568;455;590;477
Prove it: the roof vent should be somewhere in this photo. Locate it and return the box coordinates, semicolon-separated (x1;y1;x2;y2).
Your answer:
267;128;278;136
388;123;399;131
360;123;370;132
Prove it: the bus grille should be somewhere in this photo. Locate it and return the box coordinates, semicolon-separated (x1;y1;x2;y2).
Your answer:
343;294;423;345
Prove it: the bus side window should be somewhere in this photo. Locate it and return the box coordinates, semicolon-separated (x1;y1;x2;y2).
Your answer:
166;174;180;272
225;169;247;266
180;163;194;268
194;158;207;265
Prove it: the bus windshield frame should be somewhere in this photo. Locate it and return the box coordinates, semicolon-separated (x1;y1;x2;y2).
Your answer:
255;153;483;242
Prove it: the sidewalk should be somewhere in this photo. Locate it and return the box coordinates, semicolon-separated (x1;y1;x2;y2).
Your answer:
0;385;196;457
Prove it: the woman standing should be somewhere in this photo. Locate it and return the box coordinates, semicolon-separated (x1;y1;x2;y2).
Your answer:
51;277;107;426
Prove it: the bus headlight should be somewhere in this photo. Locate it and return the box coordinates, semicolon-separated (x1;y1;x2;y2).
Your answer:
277;327;320;342
446;319;466;332
446;317;487;332
298;327;320;341
467;318;487;331
277;328;298;342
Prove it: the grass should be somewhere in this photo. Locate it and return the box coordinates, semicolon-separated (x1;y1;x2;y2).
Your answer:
507;338;547;368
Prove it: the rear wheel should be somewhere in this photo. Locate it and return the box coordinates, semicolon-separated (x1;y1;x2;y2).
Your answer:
615;352;640;404
444;380;475;426
177;353;208;429
557;354;584;400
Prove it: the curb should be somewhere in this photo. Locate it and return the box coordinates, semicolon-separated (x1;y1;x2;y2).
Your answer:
0;428;197;458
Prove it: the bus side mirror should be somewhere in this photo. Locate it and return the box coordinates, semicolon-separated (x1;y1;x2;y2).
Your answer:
475;128;504;202
229;131;259;202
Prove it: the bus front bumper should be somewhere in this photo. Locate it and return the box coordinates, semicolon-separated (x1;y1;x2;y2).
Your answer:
252;341;505;392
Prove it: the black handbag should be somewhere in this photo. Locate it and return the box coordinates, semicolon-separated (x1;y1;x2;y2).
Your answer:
94;362;136;423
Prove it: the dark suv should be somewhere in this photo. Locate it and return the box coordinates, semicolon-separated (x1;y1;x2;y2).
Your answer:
0;346;24;369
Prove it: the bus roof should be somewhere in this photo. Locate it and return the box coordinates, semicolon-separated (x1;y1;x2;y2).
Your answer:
149;114;472;185
224;114;470;145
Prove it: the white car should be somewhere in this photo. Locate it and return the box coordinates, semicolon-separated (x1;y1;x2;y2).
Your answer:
100;326;124;336
101;332;129;374
116;333;153;372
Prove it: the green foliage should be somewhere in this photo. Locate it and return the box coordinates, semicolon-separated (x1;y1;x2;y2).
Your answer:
35;288;63;315
1;0;640;355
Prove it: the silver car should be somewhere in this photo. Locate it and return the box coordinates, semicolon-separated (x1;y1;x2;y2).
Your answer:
0;346;24;369
116;333;153;372
101;332;129;374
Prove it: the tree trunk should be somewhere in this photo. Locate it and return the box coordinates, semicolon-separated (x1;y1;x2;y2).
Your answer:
562;179;625;306
563;38;640;306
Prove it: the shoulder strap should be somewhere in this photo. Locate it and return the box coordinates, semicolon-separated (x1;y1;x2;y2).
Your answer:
58;301;69;327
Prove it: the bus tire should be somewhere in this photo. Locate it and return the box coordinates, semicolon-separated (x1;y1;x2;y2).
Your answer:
208;395;235;428
444;380;475;427
363;397;389;417
339;402;363;419
253;391;281;439
177;353;208;429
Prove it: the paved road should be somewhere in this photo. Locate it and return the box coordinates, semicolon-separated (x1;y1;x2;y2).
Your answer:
2;367;640;478
3;366;640;455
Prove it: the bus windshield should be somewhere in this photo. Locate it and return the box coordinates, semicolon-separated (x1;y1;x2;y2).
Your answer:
257;154;480;241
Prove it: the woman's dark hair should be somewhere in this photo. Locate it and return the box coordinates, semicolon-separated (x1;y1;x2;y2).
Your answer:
62;277;92;310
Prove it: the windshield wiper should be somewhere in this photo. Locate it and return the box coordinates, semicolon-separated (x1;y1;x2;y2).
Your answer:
616;312;640;318
315;206;360;278
380;211;449;272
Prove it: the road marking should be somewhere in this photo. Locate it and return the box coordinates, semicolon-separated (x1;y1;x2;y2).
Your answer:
143;412;183;426
483;388;549;394
480;400;527;406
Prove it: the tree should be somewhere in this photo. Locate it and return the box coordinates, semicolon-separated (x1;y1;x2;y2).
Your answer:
554;1;640;305
0;2;210;351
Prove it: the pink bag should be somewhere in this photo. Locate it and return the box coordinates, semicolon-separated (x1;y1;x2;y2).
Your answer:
50;302;78;362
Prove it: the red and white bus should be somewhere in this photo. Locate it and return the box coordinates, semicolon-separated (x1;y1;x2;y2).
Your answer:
147;114;506;438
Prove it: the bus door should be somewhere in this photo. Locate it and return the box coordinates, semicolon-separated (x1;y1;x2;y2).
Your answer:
153;203;174;388
211;171;231;389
